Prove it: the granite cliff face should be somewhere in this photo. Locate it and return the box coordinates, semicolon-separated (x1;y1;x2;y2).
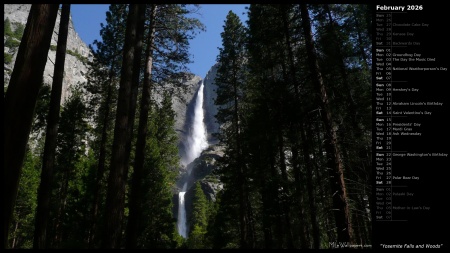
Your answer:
4;4;222;149
4;4;92;104
169;75;203;161
4;4;212;145
172;64;224;229
203;63;220;144
173;63;222;171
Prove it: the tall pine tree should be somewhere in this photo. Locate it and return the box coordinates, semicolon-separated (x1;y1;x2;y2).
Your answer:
4;5;59;247
85;4;127;247
102;4;143;248
214;10;254;249
34;4;71;248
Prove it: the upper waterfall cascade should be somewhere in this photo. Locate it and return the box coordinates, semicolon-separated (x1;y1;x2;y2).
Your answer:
177;81;209;238
181;82;209;167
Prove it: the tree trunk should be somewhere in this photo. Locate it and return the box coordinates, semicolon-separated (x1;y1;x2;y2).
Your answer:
88;74;113;248
3;5;58;248
276;115;294;248
299;122;321;249
300;3;354;243
289;141;308;248
102;4;140;248
323;4;360;136
269;150;283;248
311;119;335;243
11;221;19;248
351;6;370;71
257;136;273;249
33;4;70;249
126;4;155;249
280;5;319;247
260;186;273;249
123;3;146;191
51;172;70;247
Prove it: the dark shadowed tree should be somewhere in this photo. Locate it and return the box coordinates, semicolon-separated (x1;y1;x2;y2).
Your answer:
126;4;204;248
300;3;353;243
4;4;59;248
138;93;180;248
126;4;155;249
33;4;71;249
49;87;89;248
85;4;127;247
101;4;142;248
214;10;255;249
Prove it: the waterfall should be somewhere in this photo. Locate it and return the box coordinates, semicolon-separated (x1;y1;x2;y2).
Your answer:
182;82;209;166
177;82;208;238
177;182;188;238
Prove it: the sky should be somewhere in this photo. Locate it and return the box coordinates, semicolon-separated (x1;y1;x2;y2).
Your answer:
70;4;249;79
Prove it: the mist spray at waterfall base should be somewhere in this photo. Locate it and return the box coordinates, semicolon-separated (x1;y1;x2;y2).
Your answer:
177;82;208;238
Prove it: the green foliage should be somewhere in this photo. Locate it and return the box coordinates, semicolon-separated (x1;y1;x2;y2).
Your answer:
204;174;219;184
4;18;25;41
171;225;187;248
47;87;90;248
8;148;41;248
187;225;206;249
209;3;373;249
6;3;209;249
91;4;127;72
4;53;13;64
84;3;126;170
205;190;239;249
50;149;97;249
187;182;208;249
13;22;25;39
4;18;13;36
155;93;180;169
212;10;252;249
49;44;88;64
189;183;208;229
82;5;128;248
67;49;88;64
56;87;89;165
4;3;373;249
31;84;52;134
5;37;21;48
150;4;205;99
214;10;247;126
137;94;180;248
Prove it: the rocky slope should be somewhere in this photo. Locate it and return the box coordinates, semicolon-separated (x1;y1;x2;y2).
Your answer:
172;64;224;229
173;143;224;233
169;75;203;162
4;4;210;151
4;4;91;104
203;63;220;144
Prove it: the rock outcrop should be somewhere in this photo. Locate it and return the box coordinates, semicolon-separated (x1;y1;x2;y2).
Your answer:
4;4;92;104
203;63;220;144
169;76;203;164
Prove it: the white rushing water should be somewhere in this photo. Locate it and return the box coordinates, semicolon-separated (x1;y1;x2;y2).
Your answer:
177;182;188;238
181;82;209;167
177;82;208;238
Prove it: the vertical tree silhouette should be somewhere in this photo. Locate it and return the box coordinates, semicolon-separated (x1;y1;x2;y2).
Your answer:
4;4;59;248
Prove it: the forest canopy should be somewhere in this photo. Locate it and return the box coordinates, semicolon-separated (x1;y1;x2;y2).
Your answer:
4;4;371;249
